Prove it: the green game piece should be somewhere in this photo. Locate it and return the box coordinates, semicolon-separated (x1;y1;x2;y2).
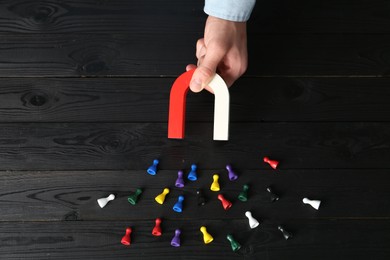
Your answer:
237;184;249;202
128;188;142;205
227;234;241;252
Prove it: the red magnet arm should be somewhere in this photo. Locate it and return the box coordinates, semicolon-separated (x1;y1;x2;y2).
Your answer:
168;69;195;139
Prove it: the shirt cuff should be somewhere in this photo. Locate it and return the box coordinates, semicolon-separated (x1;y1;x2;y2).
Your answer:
204;0;256;22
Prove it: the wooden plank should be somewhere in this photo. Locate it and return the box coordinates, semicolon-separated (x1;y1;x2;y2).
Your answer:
250;0;390;33
0;219;389;259
0;169;389;221
0;0;205;34
0;34;390;77
0;77;389;122
0;122;388;170
1;0;390;34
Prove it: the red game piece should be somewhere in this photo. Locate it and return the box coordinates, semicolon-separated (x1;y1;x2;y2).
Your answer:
263;156;279;169
121;227;132;246
217;194;232;210
152;218;162;236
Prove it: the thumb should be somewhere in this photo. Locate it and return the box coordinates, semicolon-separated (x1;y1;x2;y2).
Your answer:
190;47;225;93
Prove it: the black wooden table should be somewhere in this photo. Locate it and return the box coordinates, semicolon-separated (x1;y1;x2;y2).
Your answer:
0;0;390;259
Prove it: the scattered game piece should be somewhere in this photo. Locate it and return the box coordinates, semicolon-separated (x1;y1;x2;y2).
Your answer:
226;164;238;181
147;159;159;175
196;189;206;206
97;193;115;208
245;211;259;229
152;218;162;236
121;227;132;246
238;184;249;202
278;225;293;240
266;186;279;202
187;164;198;181
218;194;232;210
171;229;181;247
200;226;214;244
155;188;170;205
226;234;241;252
173;195;184;213
175;170;185;188
303;197;321;210
128;188;142;205
167;69;230;141
210;174;220;192
263;156;279;169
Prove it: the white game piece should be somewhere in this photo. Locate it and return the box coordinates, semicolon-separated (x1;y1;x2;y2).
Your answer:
245;211;260;229
97;194;115;208
302;197;321;210
208;73;230;141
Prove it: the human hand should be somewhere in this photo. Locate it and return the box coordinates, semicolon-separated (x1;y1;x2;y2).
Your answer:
186;15;248;93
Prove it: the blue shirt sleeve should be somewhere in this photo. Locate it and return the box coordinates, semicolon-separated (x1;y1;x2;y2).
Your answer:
204;0;256;22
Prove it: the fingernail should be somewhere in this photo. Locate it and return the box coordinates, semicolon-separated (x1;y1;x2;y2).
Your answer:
190;78;202;92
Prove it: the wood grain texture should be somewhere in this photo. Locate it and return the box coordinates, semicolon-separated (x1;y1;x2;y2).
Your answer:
1;0;390;259
0;0;205;34
0;122;387;170
0;77;389;122
1;0;390;34
0;220;389;260
0;34;390;77
0;169;389;221
250;0;390;33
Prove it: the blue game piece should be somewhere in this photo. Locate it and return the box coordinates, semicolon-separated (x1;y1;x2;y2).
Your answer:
147;159;159;175
175;170;185;188
187;164;197;181
173;195;184;212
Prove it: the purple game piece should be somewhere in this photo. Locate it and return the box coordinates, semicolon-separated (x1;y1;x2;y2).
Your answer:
171;229;181;247
226;164;238;181
175;170;185;188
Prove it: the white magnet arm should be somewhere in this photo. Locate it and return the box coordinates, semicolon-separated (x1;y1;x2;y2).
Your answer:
208;74;230;141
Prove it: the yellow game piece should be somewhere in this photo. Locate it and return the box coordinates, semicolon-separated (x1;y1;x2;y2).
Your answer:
200;226;214;244
155;188;170;204
210;174;220;191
